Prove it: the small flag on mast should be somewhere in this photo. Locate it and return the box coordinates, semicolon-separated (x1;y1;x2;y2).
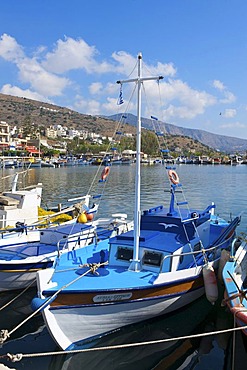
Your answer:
117;84;124;105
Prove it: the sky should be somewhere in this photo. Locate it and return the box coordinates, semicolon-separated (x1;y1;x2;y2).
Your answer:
0;0;247;139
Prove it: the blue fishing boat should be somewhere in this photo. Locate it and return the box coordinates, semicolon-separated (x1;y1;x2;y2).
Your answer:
33;53;241;350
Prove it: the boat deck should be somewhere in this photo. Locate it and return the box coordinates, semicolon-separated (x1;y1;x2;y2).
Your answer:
46;265;157;293
0;242;57;261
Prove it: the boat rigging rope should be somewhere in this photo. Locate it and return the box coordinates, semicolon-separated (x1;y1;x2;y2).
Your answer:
0;167;32;181
141;77;207;266
85;83;136;210
0;279;36;312
1;323;247;363
0;261;108;345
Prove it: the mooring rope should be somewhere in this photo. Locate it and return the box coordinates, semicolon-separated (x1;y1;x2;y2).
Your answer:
0;323;247;363
0;279;36;312
0;261;108;345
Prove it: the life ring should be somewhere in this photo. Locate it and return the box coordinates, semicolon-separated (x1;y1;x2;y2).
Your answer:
101;166;110;181
168;170;179;185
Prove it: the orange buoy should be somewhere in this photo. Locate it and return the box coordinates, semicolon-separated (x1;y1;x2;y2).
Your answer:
77;213;87;223
203;262;218;304
101;166;110;181
168;170;179;185
86;212;94;221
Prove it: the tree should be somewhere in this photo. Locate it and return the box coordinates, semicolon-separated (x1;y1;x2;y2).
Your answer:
141;131;160;155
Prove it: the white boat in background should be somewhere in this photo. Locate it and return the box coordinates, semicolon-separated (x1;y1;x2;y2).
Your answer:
0;172;42;243
33;53;241;351
0;217;134;292
41;160;55;168
0;168;133;292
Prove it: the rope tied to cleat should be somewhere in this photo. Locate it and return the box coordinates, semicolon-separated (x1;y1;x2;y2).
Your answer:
79;261;108;275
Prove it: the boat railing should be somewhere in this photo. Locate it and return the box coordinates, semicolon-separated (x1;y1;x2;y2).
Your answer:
159;236;234;273
0;218;76;236
0;217;43;234
56;229;97;254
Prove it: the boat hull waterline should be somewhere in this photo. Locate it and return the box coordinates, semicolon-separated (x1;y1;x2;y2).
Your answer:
36;267;205;350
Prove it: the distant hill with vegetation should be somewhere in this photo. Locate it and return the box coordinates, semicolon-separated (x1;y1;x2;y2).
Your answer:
0;93;125;137
0;93;246;155
108;113;247;154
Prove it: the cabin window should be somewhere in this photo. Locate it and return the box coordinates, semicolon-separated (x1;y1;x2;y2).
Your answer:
179;255;184;264
143;251;162;267
116;247;133;261
193;242;201;252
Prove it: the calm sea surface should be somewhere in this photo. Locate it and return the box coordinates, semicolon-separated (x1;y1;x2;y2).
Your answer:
0;164;247;369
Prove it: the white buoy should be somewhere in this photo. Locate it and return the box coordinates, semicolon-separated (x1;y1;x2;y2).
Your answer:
217;249;230;284
203;262;218;304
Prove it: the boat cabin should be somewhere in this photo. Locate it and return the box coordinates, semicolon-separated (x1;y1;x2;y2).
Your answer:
0;185;42;228
108;205;213;273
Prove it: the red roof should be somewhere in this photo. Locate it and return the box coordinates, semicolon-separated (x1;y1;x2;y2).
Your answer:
26;149;41;154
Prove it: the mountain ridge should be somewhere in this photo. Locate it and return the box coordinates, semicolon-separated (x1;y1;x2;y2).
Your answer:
0;93;246;153
108;113;247;153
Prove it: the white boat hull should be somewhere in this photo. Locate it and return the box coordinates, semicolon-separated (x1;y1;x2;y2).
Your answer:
37;269;204;350
0;254;55;292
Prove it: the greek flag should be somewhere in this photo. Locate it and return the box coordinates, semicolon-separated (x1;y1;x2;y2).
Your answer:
117;85;124;105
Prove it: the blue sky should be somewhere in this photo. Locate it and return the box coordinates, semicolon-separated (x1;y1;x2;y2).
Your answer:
0;0;247;139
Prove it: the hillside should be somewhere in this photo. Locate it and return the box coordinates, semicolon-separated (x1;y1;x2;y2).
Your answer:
0;93;246;154
0;93;129;137
109;114;247;153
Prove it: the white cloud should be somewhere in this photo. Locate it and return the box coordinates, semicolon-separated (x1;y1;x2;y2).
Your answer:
213;80;225;91
219;121;246;129
0;34;24;62
160;79;216;120
89;82;103;95
111;51;176;78
0;34;233;126
17;58;70;96
102;97;124;113
1;84;51;102
0;34;71;97
42;36;113;74
223;108;236;118
212;79;236;104
74;96;101;116
220;90;236;104
111;51;137;75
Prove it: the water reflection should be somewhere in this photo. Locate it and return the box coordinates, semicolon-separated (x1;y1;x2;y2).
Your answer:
4;164;244;233
0;290;235;370
0;164;247;369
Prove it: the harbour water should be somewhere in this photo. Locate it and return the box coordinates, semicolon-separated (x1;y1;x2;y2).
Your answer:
0;164;247;369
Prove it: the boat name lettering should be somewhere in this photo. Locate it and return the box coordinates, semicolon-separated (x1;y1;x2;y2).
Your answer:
93;293;132;302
